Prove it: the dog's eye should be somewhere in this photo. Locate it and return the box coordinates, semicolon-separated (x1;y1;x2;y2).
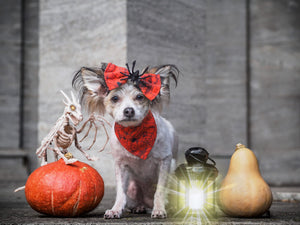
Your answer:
136;94;144;101
111;96;119;103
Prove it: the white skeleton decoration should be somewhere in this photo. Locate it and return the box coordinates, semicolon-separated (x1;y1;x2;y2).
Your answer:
36;90;110;166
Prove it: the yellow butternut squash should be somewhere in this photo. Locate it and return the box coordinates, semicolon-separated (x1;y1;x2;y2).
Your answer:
218;143;272;217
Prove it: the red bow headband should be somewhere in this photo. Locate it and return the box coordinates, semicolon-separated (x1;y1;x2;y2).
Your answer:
104;61;161;101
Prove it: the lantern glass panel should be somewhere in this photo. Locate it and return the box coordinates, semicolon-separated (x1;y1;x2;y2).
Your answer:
174;147;218;217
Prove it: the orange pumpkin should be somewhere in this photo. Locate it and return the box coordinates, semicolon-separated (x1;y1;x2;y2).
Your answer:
25;158;104;217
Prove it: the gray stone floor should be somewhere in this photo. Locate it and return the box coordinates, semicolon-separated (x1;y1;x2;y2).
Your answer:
1;180;300;224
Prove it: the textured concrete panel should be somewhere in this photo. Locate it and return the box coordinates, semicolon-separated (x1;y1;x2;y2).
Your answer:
250;0;300;185
0;0;21;148
39;0;127;185
22;0;39;171
205;0;247;155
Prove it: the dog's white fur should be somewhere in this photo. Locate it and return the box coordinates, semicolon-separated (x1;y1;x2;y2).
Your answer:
72;63;178;219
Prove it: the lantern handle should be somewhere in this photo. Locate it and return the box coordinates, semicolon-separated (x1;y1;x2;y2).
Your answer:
187;152;216;166
207;156;216;166
188;153;205;164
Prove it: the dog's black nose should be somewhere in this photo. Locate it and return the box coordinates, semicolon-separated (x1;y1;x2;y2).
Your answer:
124;107;135;118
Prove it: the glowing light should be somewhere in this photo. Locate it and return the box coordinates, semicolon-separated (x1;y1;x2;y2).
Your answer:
167;171;221;224
189;188;205;209
172;147;219;224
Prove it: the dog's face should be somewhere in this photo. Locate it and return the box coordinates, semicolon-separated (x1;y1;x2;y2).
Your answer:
104;83;150;127
72;62;178;126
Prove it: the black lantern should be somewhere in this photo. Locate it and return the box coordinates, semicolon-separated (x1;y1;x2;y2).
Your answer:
174;147;218;217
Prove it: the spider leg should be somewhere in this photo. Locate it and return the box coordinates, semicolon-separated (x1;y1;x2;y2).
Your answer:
98;121;110;152
128;60;137;74
74;133;98;161
139;75;151;79
120;72;130;79
94;115;112;127
77;118;91;134
87;121;97;150
80;121;93;142
140;66;149;75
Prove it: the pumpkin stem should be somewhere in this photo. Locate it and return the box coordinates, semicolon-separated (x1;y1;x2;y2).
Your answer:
64;152;73;159
235;143;246;151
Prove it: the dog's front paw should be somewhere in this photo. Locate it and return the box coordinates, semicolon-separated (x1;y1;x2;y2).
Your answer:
104;209;122;219
151;209;167;219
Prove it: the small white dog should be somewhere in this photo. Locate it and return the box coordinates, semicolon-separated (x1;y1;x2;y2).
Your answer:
72;61;179;219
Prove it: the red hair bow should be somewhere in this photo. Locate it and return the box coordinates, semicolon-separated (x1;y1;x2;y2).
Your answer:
104;62;161;101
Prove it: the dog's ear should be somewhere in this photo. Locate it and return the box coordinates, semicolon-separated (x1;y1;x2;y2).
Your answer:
72;65;109;115
147;65;179;112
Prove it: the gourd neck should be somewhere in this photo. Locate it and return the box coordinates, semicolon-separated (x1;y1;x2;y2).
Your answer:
235;143;246;151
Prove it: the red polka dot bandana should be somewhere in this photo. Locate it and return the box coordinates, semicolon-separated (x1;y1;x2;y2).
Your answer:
114;111;157;160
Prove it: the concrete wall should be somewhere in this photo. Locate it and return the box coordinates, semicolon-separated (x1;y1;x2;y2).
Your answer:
205;0;248;154
22;0;39;170
250;0;300;185
0;0;39;178
0;0;22;149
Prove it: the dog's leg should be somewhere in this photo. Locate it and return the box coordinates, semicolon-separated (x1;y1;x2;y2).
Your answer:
126;180;147;214
151;157;172;219
104;162;127;219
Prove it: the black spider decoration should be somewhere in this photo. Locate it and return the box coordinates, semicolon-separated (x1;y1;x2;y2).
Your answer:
120;60;150;86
